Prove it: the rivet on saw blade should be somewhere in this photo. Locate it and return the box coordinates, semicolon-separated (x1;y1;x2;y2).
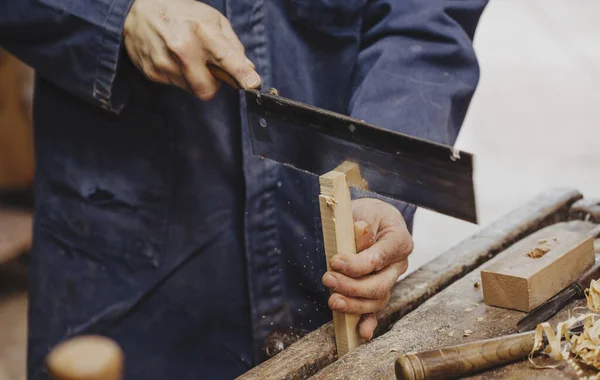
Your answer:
260;118;267;128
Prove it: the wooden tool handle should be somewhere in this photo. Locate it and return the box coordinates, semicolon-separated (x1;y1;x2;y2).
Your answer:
207;64;242;90
46;335;124;380
395;331;536;380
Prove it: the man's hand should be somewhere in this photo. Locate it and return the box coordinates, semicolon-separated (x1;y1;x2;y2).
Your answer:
322;198;413;340
123;0;260;100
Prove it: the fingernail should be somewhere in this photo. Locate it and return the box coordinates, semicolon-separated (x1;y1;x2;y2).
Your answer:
332;298;347;312
243;71;261;88
323;273;339;290
331;259;346;272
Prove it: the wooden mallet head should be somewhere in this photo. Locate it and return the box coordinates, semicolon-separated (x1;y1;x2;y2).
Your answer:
46;335;124;380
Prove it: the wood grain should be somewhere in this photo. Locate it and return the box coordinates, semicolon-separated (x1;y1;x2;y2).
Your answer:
481;229;594;311
319;167;362;356
395;331;536;380
238;189;582;380
312;220;599;379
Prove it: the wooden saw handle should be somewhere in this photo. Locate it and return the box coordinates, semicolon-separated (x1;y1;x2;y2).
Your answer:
395;331;536;380
207;64;242;90
46;335;124;380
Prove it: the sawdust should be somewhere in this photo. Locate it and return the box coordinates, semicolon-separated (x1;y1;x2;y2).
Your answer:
538;239;548;244
474;281;481;288
529;279;600;377
324;197;337;208
477;317;484;322
448;331;455;337
465;308;473;312
527;247;550;259
463;330;473;337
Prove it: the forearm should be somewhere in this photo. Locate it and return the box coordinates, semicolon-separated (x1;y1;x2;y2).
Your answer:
349;0;488;145
0;0;136;113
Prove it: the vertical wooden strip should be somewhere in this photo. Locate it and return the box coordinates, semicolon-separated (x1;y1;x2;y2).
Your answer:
318;170;362;356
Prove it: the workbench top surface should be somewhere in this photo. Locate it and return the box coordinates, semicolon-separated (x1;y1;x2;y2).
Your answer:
313;221;600;379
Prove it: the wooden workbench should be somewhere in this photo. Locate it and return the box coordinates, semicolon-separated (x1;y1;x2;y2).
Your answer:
313;220;599;379
240;190;600;379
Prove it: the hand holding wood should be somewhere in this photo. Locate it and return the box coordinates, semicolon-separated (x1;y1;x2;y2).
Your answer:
322;197;413;341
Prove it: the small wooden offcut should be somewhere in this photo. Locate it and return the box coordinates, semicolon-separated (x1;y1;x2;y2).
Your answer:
481;228;595;312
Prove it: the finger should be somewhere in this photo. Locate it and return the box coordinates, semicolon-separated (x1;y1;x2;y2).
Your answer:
359;314;378;340
165;40;221;99
331;230;413;278
181;63;222;100
150;46;191;92
322;261;407;299
219;17;245;54
200;29;260;89
354;221;375;252
328;293;389;315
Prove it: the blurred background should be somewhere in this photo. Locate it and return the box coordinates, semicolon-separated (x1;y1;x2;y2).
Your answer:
0;0;598;378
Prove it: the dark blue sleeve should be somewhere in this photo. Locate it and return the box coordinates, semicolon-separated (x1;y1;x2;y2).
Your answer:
0;0;135;113
349;0;488;145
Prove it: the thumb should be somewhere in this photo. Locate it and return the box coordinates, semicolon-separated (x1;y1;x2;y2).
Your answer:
354;221;376;253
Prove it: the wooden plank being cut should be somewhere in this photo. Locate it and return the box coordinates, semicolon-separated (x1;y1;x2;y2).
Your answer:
481;228;594;312
0;208;32;264
238;188;582;380
311;220;600;380
318;163;363;357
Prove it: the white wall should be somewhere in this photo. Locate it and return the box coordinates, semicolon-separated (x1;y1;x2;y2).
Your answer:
409;0;600;274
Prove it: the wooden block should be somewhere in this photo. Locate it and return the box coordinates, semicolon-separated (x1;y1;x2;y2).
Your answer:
481;227;595;312
319;164;363;357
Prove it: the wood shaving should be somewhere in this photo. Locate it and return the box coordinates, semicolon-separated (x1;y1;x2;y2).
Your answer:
438;328;446;333
474;281;481;288
529;279;600;375
463;329;473;337
586;279;600;313
527;247;550;259
464;308;473;312
553;237;559;242
448;331;455;337
477;317;484;322
538;239;548;244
